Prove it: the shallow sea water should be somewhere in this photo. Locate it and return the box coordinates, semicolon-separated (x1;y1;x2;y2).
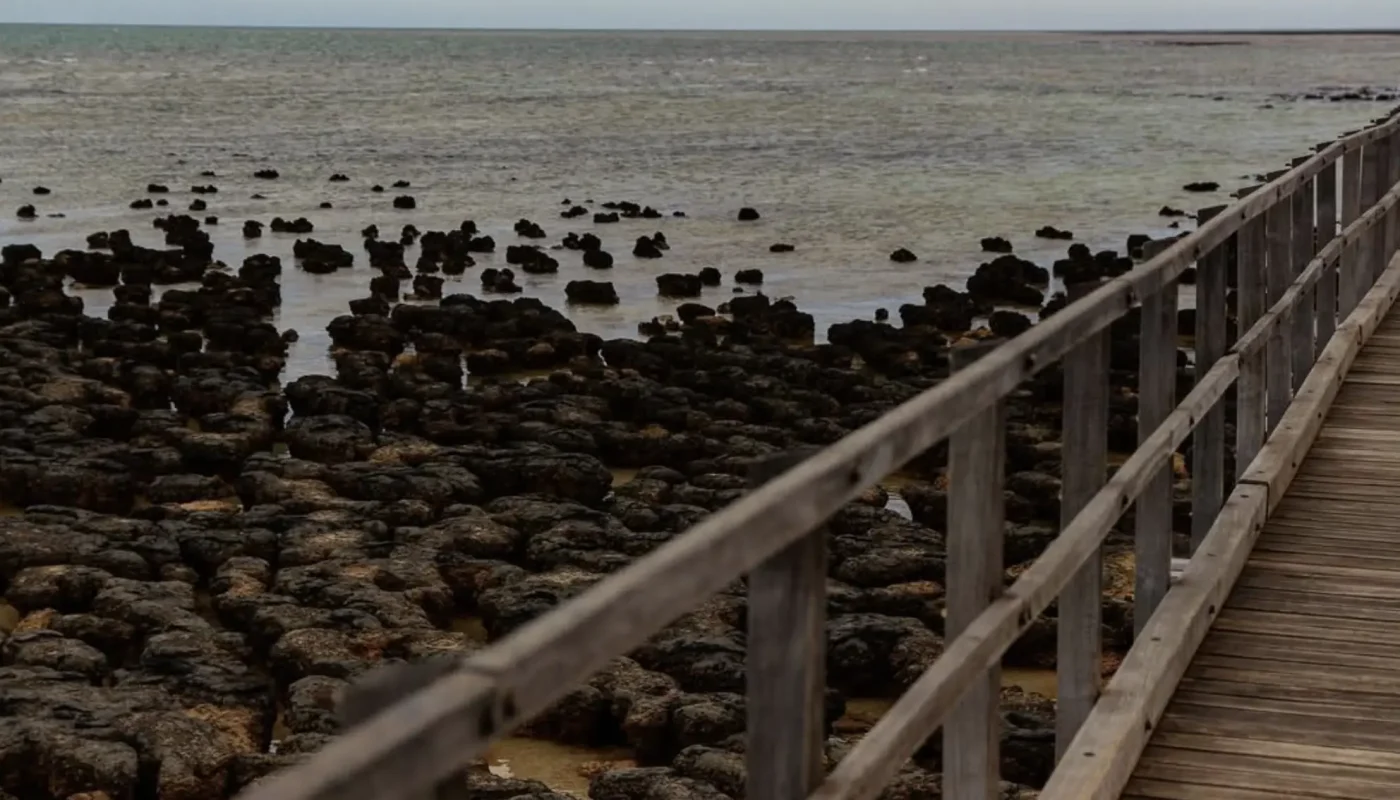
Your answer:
0;27;1395;381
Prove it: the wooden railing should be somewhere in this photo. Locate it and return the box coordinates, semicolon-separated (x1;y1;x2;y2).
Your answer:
238;111;1400;800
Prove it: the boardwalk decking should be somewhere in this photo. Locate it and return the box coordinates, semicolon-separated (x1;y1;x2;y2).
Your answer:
1125;310;1400;800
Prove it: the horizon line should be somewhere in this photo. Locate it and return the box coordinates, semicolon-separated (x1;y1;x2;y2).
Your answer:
2;21;1400;35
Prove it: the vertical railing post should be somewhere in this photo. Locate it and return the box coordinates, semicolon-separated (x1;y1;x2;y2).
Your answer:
1340;147;1364;317
1264;199;1294;433
1361;140;1384;285
1288;176;1316;388
1192;205;1228;552
1385;130;1400;267
1316;160;1339;353
747;451;827;800
1055;279;1108;760
1134;277;1176;636
944;340;1006;800
1235;213;1268;477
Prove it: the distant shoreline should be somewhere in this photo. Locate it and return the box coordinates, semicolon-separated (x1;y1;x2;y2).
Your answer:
2;22;1400;36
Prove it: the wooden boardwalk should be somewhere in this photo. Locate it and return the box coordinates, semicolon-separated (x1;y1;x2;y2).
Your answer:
238;114;1400;800
1125;312;1400;800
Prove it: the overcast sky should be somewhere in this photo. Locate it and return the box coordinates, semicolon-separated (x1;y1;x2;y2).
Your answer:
2;0;1398;30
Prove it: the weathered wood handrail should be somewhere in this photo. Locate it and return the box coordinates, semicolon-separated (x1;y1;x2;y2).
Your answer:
236;111;1400;800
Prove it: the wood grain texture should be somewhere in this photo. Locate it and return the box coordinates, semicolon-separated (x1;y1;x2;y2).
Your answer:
1136;282;1178;633
942;342;1006;800
1341;148;1365;317
1037;249;1400;800
1057;279;1110;758
1288;180;1315;389
1192;206;1229;552
746;451;828;800
1264;200;1294;433
1317;160;1340;352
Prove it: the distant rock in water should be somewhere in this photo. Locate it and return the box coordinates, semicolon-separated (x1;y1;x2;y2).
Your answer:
130;198;154;210
392;179;411;188
16;204;36;219
657;273;703;298
1034;226;1074;241
243;220;263;239
565;279;620;305
189;199;207;212
204;215;219;225
735;269;763;285
890;248;917;263
1183;181;1220;193
981;236;1013;253
191;184;218;194
371;184;385;193
699;266;722;286
633;236;664;259
200;170;217;177
155;199;168;207
770;243;795;253
329;173;350;182
320;201;333;209
594;212;620;224
514;219;546;239
1159;206;1188;217
737;207;761;221
32;186;50;195
254;168;280;180
270;216;314;234
393;195;416;210
583;249;614;269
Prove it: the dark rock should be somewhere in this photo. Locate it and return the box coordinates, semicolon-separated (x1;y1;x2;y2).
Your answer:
1183;181;1220;192
1034;225;1074;240
737;207;761;221
393;196;417;210
566;280;620;305
981;236;1014;253
657;274;703;299
890;248;917;263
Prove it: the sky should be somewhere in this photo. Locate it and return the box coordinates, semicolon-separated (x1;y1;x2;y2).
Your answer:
1;0;1398;31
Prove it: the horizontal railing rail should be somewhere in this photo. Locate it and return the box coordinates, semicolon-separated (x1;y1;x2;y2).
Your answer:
237;109;1400;800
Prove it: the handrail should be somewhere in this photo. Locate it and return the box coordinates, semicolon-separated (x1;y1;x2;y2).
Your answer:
237;109;1400;800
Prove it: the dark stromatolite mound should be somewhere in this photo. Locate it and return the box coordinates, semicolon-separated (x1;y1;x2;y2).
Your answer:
1034;225;1073;240
657;273;703;298
736;207;760;221
981;236;1014;253
566;280;620;305
16;204;37;219
1183;180;1220;192
890;247;917;263
393;195;417;209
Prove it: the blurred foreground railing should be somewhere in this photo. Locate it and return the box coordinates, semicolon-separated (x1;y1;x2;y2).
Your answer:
237;111;1400;800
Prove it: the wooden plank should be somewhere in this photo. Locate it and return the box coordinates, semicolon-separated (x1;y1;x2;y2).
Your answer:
1289;179;1315;388
745;452;827;800
1057;279;1109;759
1031;485;1268;800
1239;250;1400;514
807;355;1241;800
1264;200;1294;432
1362;141;1384;285
1124;780;1314;800
1135;751;1400;798
1235;215;1268;476
1035;249;1400;800
1341;147;1365;317
1316;159;1340;352
1158;706;1400;751
941;343;1004;800
1192;207;1229;551
1149;731;1400;772
237;664;499;800
1136;284;1177;633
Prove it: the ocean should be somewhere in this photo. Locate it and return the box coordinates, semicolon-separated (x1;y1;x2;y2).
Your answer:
0;25;1395;379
